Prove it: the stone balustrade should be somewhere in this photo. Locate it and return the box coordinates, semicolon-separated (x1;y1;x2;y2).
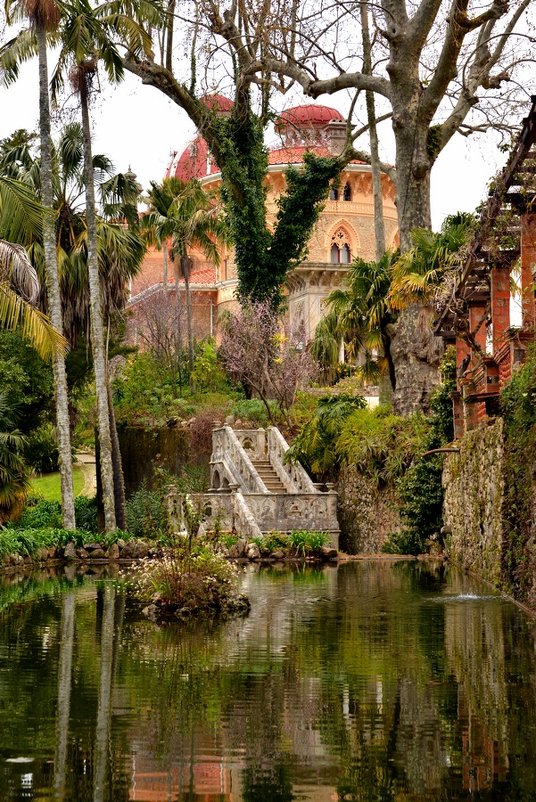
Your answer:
267;427;317;493
173;426;341;545
210;426;267;493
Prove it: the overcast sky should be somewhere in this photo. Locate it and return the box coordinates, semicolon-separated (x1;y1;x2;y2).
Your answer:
0;58;521;229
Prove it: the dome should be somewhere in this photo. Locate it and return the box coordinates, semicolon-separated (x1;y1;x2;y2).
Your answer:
275;104;345;132
199;93;234;113
168;136;219;182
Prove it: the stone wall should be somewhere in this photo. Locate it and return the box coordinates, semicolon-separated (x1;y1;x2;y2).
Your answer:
118;426;211;498
337;465;401;553
442;419;505;587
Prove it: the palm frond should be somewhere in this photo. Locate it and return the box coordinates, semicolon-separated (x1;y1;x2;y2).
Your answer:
0;28;38;84
0;240;39;302
0;176;43;243
0;283;67;360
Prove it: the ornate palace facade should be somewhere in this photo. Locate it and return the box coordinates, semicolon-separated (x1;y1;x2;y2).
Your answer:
128;96;399;343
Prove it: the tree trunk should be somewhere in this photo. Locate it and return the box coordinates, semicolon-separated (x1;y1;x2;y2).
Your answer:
107;383;126;530
174;260;183;386
181;253;194;371
37;23;76;530
93;585;115;802
391;101;433;251
163;239;169;295
360;2;385;260
80;78;116;532
389;86;442;414
390;304;443;416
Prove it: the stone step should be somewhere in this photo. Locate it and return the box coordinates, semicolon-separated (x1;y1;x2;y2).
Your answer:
251;459;287;493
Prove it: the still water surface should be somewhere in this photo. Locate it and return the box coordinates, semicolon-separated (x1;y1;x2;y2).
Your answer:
1;560;536;801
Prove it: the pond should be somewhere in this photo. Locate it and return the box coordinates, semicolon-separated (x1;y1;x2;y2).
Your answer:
0;560;536;801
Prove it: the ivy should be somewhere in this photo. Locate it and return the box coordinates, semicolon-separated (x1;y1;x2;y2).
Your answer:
269;153;342;298
500;346;536;600
209;105;341;307
426;124;442;161
387;348;456;554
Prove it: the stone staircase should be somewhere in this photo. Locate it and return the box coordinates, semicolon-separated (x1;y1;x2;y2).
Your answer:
250;459;286;493
174;425;340;547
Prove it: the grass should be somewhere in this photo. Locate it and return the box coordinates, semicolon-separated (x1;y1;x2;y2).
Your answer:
30;465;90;502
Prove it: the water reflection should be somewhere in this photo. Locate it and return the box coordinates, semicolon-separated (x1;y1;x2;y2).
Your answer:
0;561;535;800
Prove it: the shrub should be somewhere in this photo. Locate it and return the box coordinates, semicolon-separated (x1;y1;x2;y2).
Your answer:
231;398;276;427
24;423;59;474
132;543;240;612
15;497;63;529
191;339;230;392
125;483;168;539
286;393;367;478
0;526;138;558
336;406;430;486
74;496;98;533
13;495;98;533
258;532;289;552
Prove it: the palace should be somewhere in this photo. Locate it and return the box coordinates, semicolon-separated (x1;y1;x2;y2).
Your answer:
127;95;399;344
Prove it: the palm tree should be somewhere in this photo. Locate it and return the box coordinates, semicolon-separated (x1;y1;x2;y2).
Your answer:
1;123;145;529
389;214;476;311
3;0;76;529
313;216;475;393
3;124;145;344
144;178;228;370
143;178;178;299
313;251;397;390
0;392;30;522
45;0;154;531
0;239;66;359
0;175;66;358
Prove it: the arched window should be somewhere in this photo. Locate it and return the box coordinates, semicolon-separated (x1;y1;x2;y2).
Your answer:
330;229;352;264
329;186;339;201
343;182;352;201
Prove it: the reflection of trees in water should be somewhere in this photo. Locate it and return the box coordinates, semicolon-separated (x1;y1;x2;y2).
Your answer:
54;592;75;796
93;585;116;802
444;591;536;795
2;564;536;801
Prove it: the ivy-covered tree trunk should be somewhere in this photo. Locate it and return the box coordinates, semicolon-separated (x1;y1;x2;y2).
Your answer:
37;21;76;529
121;61;344;308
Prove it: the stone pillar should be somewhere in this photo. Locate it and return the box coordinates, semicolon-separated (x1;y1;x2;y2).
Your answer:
520;213;536;330
490;265;511;353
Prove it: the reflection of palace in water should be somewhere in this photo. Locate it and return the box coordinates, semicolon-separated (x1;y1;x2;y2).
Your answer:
3;562;536;801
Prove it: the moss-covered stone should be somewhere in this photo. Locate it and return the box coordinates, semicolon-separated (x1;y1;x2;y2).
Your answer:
337;465;401;553
443;419;505;587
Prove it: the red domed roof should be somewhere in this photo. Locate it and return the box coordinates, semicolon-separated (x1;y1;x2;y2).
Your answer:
276;104;345;131
200;93;234;113
168;136;220;181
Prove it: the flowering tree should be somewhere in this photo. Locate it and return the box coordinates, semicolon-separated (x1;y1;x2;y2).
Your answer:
218;301;318;424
